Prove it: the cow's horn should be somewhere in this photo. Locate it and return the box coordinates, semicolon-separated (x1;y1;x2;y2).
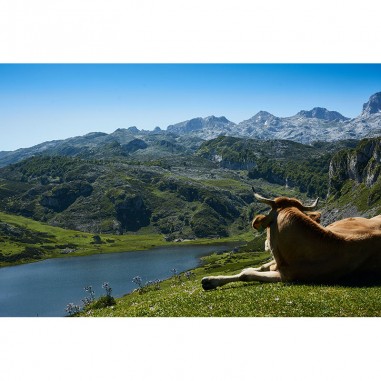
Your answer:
252;188;276;208
301;197;319;211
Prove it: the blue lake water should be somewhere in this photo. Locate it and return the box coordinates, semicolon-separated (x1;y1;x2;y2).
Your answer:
0;243;238;317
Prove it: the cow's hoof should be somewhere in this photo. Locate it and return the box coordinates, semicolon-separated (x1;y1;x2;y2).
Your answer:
201;277;218;290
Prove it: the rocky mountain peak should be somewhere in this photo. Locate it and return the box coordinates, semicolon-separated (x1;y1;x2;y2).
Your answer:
296;107;348;121
204;115;231;124
362;92;381;117
112;127;140;135
83;132;108;138
166;115;234;134
127;126;140;133
250;111;276;122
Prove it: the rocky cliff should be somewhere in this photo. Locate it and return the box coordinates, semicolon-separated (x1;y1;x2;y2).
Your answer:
329;137;381;195
314;136;381;224
361;92;381;117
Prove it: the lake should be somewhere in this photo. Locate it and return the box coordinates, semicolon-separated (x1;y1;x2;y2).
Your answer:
0;243;238;317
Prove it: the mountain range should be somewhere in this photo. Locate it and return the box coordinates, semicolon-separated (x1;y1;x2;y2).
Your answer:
1;91;380;167
167;92;381;144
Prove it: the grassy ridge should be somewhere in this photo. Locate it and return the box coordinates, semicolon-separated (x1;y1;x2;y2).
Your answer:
79;247;381;317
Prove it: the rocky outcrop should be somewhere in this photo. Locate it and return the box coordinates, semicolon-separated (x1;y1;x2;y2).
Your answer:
328;137;381;195
122;138;148;154
362;92;381;117
114;194;151;232
40;181;93;212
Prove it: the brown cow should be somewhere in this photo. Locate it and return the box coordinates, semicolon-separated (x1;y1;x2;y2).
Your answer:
201;192;381;290
260;210;322;272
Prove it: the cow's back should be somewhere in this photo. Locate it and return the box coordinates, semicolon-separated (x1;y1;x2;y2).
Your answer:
273;210;381;283
326;215;381;236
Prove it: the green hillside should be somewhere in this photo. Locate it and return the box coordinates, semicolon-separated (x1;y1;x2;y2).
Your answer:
198;136;358;198
0;151;309;242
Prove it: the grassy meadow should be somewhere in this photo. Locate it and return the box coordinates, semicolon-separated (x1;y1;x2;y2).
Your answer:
78;246;381;317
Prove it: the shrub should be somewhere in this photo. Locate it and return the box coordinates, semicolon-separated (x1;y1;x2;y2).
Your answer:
91;295;116;309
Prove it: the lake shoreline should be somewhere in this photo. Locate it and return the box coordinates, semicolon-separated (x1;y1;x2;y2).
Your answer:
0;242;243;317
0;210;251;268
0;234;247;268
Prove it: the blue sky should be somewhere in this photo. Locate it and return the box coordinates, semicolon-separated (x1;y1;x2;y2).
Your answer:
0;64;380;151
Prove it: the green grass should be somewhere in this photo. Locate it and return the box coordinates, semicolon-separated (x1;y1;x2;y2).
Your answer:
198;178;249;191
0;211;164;256
0;211;249;267
79;249;381;317
329;180;381;216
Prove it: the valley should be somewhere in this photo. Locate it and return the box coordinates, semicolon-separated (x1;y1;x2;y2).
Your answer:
1;131;381;267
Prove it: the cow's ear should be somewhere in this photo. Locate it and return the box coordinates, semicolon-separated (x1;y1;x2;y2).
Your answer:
305;211;321;223
252;214;272;231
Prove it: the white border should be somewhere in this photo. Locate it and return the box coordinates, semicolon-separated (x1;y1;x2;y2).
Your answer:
1;1;380;380
0;0;380;63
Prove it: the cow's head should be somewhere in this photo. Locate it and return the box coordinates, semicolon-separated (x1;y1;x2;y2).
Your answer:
252;189;319;232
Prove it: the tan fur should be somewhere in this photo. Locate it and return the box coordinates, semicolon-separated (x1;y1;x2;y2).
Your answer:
202;196;381;290
326;215;381;236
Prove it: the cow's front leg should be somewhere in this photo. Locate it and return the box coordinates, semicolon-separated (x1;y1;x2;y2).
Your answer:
201;268;281;290
253;259;277;272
